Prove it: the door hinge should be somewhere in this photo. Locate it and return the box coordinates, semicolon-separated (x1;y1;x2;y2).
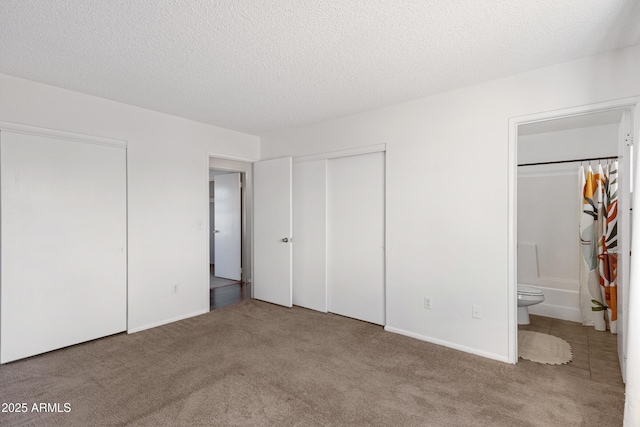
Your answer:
626;133;633;146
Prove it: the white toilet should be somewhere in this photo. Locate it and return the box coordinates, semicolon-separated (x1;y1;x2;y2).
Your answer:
517;285;545;325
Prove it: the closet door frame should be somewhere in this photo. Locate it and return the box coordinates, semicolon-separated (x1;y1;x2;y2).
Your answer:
0;121;127;149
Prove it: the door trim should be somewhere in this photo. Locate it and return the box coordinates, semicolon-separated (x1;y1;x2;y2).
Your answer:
207;152;257;163
208;155;254;300
0;120;127;148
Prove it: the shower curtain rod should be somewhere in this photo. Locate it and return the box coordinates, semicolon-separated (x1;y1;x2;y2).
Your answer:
518;155;619;167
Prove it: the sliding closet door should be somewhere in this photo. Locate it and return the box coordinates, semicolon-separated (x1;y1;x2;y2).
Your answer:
327;152;385;325
0;131;127;363
292;159;327;312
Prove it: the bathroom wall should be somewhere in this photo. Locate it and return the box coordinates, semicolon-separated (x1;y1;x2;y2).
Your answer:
517;123;619;321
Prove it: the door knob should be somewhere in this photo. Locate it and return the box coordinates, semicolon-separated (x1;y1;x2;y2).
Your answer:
281;238;289;242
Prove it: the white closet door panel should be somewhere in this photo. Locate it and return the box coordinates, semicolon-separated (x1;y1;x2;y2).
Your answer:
214;173;242;280
253;157;292;307
1;131;127;363
328;152;385;325
293;159;327;312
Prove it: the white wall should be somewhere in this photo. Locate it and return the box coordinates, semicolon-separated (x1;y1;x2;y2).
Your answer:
518;124;619;164
517;124;619;322
518;173;580;284
260;44;640;362
0;74;260;333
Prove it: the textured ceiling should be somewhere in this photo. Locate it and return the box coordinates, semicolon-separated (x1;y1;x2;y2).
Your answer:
1;1;639;135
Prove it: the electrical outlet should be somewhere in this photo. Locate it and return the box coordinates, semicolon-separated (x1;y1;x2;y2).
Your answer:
472;305;482;319
172;284;179;294
424;297;432;310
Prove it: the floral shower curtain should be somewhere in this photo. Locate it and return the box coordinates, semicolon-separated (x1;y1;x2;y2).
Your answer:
578;162;618;333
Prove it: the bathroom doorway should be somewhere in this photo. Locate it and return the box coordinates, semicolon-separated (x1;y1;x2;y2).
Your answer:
508;98;639;381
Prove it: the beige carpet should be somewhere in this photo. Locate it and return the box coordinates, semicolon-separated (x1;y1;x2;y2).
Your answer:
0;300;623;426
518;330;573;365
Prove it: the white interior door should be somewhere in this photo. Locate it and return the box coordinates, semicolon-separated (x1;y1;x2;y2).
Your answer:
209;197;215;264
1;130;127;363
253;157;292;307
328;152;385;325
213;173;242;280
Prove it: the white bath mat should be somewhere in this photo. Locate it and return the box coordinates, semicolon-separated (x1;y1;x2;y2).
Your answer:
518;330;573;365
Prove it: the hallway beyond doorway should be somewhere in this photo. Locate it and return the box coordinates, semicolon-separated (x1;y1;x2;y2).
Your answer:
210;264;247;309
210;282;250;310
210;264;241;289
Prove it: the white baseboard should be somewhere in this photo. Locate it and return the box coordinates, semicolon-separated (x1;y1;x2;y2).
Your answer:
127;309;209;334
528;303;582;323
384;325;510;364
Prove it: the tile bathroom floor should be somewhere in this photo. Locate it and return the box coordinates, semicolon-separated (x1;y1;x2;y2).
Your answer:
519;314;623;387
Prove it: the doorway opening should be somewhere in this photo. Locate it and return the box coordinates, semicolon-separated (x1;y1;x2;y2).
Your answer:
208;156;254;311
508;98;639;381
